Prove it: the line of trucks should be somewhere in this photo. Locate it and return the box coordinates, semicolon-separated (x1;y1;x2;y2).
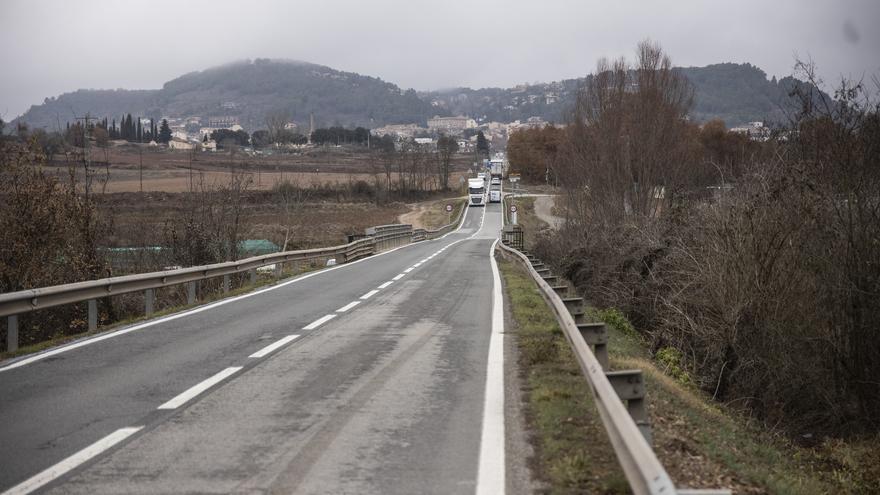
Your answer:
468;156;505;206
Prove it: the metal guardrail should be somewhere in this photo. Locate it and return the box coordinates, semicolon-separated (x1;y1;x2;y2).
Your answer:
422;198;467;240
1;224;414;352
497;190;728;495
497;243;729;495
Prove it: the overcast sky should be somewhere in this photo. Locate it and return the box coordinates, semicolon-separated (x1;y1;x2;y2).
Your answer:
2;0;878;120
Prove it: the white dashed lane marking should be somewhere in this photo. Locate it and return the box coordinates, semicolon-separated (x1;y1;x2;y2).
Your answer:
303;314;337;330
249;335;300;358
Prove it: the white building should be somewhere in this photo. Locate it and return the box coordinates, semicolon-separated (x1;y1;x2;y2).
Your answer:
168;138;195;150
372;123;425;139
427;116;477;133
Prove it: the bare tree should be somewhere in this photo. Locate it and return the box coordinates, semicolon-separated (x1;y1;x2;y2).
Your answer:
265;110;289;144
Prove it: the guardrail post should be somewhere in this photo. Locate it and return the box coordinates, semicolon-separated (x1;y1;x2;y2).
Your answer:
275;262;283;278
88;299;97;331
187;282;196;305
577;323;609;369
250;269;257;285
223;275;230;293
145;289;154;317
606;370;652;444
7;315;18;352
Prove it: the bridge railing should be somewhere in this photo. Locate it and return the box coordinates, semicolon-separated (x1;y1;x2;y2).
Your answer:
1;223;414;352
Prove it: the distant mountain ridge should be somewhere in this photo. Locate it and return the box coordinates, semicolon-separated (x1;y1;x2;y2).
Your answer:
422;63;818;127
14;60;817;131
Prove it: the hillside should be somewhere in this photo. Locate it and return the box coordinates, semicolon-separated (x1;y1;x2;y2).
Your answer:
14;59;437;131
423;63;820;127
14;61;822;131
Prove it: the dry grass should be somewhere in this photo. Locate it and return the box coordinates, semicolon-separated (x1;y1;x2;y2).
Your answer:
398;196;466;230
46;146;472;193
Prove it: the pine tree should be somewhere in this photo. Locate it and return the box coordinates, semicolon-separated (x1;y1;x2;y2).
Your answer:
158;119;172;144
137;119;143;143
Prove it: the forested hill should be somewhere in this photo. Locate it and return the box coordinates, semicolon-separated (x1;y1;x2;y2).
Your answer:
14;59;436;130
15;60;821;131
423;63;821;127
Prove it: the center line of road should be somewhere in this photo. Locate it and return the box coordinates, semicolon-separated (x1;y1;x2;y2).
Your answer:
404;267;414;273
158;367;242;410
303;314;337;330
392;273;405;281
3;426;144;495
377;281;393;289
249;335;300;358
336;301;361;313
360;289;380;300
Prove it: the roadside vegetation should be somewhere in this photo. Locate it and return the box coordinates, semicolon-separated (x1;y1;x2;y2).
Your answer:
499;256;626;493
508;40;878;457
398;197;466;230
0;119;471;353
500;255;878;493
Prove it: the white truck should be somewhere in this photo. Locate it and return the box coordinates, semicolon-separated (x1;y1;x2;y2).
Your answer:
468;177;487;206
489;188;501;203
489;157;505;180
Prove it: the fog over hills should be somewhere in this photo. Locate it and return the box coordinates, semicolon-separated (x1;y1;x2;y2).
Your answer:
14;59;816;131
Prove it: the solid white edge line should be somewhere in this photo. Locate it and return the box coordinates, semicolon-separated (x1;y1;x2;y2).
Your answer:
392;274;405;281
0;199;476;373
359;289;380;300
157;366;242;410
248;335;300;358
377;281;393;289
302;314;337;330
2;426;143;495
476;238;505;495
336;301;361;313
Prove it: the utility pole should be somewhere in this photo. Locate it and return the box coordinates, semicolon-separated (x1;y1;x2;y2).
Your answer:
139;147;144;194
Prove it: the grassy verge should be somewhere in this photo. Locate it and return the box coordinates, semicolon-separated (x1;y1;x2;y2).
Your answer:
499;256;628;493
0;263;324;362
500;253;877;494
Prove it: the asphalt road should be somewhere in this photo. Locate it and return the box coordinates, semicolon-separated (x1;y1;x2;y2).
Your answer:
0;202;507;494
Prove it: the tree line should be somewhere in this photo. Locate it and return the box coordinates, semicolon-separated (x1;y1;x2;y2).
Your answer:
525;40;880;437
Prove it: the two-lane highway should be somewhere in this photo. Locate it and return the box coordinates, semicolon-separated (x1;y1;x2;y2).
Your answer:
0;202;506;494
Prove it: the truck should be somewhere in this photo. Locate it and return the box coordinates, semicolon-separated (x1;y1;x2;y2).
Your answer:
468;177;487;206
489;188;501;203
489;156;505;179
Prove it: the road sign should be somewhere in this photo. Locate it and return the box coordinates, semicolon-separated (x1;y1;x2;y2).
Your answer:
510;205;517;213
446;204;453;212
